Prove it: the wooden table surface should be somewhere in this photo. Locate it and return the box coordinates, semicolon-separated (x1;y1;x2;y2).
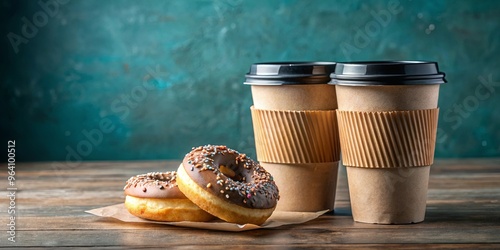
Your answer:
1;159;499;249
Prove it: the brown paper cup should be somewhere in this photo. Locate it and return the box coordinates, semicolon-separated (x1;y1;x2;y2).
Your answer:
250;84;340;212
261;162;339;212
332;61;445;224
251;106;340;163
246;62;340;212
336;84;440;224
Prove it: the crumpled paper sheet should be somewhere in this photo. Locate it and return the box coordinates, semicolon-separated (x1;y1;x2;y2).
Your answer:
86;203;327;232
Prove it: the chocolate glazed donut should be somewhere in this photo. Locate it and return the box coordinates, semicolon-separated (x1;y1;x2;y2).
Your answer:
176;145;280;225
124;172;214;222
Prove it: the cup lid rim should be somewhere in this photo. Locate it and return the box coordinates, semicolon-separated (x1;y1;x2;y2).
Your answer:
244;61;336;85
330;60;447;86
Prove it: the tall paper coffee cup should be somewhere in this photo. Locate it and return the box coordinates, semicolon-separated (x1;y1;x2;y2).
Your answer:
245;62;340;212
330;61;446;224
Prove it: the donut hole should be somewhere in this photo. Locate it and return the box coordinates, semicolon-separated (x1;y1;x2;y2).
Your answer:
219;165;236;178
219;164;248;182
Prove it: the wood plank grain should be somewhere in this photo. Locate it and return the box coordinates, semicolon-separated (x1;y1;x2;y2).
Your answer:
1;227;499;247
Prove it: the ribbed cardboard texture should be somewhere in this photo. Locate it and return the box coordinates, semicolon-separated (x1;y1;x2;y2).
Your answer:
251;84;337;110
337;108;439;168
347;166;429;224
251;107;340;163
261;162;339;212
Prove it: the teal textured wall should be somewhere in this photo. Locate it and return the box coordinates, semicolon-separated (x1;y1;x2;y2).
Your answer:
1;0;499;162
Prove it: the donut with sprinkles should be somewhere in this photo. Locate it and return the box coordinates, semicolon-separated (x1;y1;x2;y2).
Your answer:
176;145;280;225
124;171;214;222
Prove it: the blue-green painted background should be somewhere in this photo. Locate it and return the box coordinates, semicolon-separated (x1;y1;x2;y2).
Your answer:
1;0;499;163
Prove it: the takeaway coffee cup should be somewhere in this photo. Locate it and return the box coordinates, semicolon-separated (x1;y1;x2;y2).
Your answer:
330;61;446;224
245;62;341;212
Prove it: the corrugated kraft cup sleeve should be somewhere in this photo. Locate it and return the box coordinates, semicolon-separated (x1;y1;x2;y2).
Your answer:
337;108;439;168
251;106;340;164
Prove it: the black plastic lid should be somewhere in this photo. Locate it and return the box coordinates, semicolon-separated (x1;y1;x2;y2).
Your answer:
244;62;336;85
329;61;446;86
